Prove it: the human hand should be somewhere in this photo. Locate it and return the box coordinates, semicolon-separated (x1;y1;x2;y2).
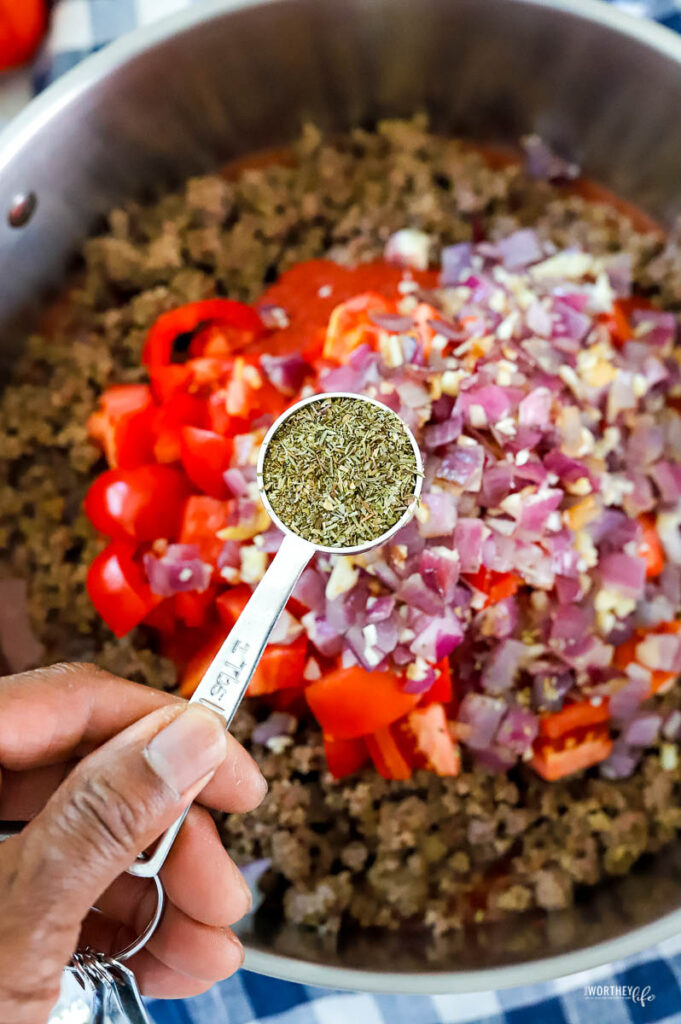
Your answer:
0;662;267;1023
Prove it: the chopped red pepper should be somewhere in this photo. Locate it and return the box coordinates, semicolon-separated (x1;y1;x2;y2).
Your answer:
366;724;413;780
323;735;369;779
400;704;460;776
84;465;191;542
421;658;454;708
614;619;681;695
86;541;161;637
152;393;208;463
462;567;522;607
175;585;218;629
537;699;610;740
179;495;234;566
638;513;664;578
531;726;613;781
142;299;264;369
247;636;308;696
216;584;253;629
323;291;394;363
306;666;421;739
180;427;234;499
87;384;156;469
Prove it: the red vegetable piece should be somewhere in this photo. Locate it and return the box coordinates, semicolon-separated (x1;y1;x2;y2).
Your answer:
531;726;613;781
614;619;681;695
153;394;208;463
175;585;218;629
217;584;252;629
178;627;226;697
144;598;177;634
87;385;156;469
247;636;308;696
421;658;454;708
0;0;47;72
537;699;610;741
86;541;161;638
143;299;264;369
323;291;394;363
462;567;521;608
323;734;369;779
84;466;191;542
401;704;460;776
150;365;192;403
180;427;234;499
365;725;413;780
179;495;234;567
638;513;664;579
306;666;421;739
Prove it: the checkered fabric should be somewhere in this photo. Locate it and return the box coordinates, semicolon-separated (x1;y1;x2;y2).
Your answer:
10;0;681;1019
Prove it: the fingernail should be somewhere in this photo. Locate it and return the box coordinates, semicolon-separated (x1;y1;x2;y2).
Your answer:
144;706;227;797
226;930;245;967
237;868;254;913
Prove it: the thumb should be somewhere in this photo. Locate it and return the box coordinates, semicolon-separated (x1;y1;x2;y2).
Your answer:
16;702;227;930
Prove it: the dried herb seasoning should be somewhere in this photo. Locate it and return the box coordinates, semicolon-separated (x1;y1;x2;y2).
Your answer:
261;396;418;548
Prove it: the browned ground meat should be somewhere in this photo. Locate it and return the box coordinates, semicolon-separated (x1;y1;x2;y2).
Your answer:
2;118;681;938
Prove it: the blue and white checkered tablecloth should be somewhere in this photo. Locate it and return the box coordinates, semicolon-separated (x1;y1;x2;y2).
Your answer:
5;0;681;1020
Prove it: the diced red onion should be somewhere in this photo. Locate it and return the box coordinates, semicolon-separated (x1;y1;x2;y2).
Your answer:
396;573;444;614
438;441;484;490
385;229;431;270
525;301;553;338
663;709;681;741
518;387;552;428
650;460;681;504
292;568;326;611
458;693;507;750
600;742;640;780
368;311;414;332
419;547;460;602
270;609;304;645
481;639;528;694
258;303;290;329
496;229;543;269
631;309;676;349
496;705;538;754
403;664;438;694
143;545;212;597
254;526;283;553
622;713;661;748
417;490;458;538
410;610;463;661
599;552;646;598
223;467;249;497
423;412;462;450
260;353;308;396
609;671;651;721
301;611;343;658
252;712;297;745
440;242;474;285
453;519;486;572
522;134;579;181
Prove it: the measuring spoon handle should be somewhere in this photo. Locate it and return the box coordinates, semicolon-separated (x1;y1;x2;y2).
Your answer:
128;531;315;879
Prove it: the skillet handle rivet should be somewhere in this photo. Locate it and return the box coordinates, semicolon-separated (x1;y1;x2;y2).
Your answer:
8;191;37;228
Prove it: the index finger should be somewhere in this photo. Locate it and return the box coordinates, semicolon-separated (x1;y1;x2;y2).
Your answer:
0;663;266;814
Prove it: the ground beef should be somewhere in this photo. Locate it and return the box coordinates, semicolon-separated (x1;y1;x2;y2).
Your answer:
2;117;681;939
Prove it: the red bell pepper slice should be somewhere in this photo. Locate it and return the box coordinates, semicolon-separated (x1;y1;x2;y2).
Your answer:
462;567;521;607
305;666;421;739
179;495;234;566
217;584;252;629
144;598;177;634
400;704;460;776
537;699;610;741
247;636;308;696
614;619;681;695
150;364;193;403
421;658;454;708
180;427;234;499
86;540;161;638
87;385;156;469
142;299;264;369
638;514;664;578
175;585;218;629
323;291;394;363
366;725;413;780
178;626;226;697
153;394;208;463
531;726;613;781
83;465;191;542
323;734;369;779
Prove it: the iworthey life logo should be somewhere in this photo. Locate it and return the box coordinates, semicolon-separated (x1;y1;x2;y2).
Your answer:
584;982;655;1006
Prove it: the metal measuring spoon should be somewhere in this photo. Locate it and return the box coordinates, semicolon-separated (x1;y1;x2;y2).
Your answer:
128;390;423;881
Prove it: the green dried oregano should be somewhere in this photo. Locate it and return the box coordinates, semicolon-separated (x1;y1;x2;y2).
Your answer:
261;396;418;548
